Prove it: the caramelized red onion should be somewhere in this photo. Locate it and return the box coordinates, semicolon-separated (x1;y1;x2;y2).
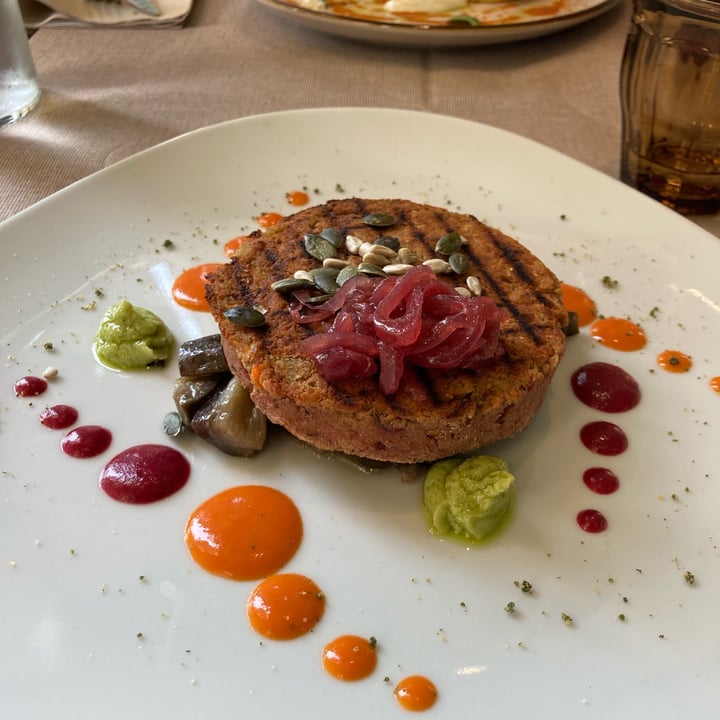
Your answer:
295;265;506;395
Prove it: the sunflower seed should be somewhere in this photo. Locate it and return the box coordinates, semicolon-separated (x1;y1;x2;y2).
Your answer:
362;251;391;267
454;286;472;297
384;263;414;276
422;258;451;274
466;275;483;296
345;234;364;254
293;269;315;282
323;257;350;269
397;247;418;265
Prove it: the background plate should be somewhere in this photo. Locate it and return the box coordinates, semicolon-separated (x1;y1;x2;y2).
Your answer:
2;108;719;719
255;0;621;47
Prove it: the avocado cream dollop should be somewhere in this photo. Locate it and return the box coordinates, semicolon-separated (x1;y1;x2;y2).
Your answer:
424;455;515;541
95;299;173;370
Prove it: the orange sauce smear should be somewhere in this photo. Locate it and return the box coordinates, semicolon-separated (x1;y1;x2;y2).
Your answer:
257;212;283;228
394;675;438;712
286;190;310;206
560;282;597;327
321;635;378;681
247;573;325;640
224;235;252;258
657;350;692;373
185;485;303;581
171;262;224;312
709;376;720;393
590;317;647;351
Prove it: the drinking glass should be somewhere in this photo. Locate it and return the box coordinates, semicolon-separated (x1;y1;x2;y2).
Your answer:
0;0;41;128
619;0;720;215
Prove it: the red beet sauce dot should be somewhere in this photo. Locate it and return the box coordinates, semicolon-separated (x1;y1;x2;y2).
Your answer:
61;425;112;458
580;421;628;456
40;404;79;430
99;444;190;504
583;467;620;495
571;362;641;413
14;376;48;397
576;509;608;533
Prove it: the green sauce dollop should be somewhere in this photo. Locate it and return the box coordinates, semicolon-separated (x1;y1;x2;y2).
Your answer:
424;455;515;541
94;299;173;370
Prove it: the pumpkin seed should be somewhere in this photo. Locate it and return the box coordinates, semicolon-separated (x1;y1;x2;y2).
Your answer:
304;293;334;305
311;269;340;293
304;233;338;262
320;227;343;248
358;262;388;277
163;411;183;437
224;305;267;327
449;252;468;274
336;264;359;286
374;236;400;251
271;277;313;292
362;212;396;227
435;231;463;255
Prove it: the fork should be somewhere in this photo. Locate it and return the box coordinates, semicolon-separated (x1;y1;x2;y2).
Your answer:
89;0;161;17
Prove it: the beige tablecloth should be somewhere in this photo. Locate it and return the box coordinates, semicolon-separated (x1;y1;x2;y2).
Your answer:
2;0;718;235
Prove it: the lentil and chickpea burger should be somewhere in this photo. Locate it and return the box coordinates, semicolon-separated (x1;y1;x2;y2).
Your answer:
205;198;568;465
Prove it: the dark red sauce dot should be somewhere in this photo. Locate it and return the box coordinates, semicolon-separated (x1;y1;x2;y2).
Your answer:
571;362;641;413
583;467;620;495
576;508;608;533
99;444;190;504
61;425;113;458
580;421;628;456
14;376;48;397
40;404;79;430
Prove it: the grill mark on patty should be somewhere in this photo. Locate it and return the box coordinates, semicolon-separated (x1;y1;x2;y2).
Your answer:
462;244;543;345
488;228;556;309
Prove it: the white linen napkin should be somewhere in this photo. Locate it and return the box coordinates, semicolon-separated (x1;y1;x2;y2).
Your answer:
20;0;192;28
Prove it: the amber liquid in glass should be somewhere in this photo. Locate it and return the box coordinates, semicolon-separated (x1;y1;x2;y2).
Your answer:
620;0;720;215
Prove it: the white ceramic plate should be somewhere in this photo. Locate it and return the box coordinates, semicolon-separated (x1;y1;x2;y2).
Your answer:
2;108;719;719
255;0;620;47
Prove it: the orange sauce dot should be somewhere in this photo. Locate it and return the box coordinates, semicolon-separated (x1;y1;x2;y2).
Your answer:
590;317;647;351
223;235;252;258
394;675;438;712
560;282;597;327
247;573;325;640
257;212;283;228
321;635;378;681
710;376;720;394
657;349;692;373
171;262;224;312
286;190;310;206
185;485;303;581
